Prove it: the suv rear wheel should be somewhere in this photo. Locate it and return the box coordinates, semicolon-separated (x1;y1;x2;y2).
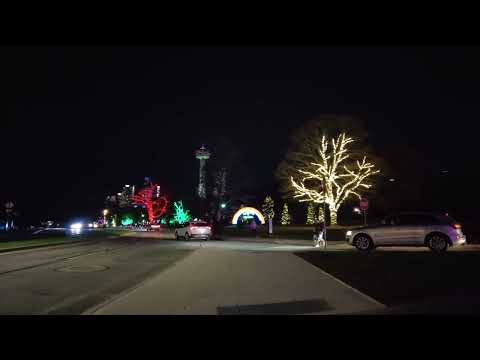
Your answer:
427;233;449;252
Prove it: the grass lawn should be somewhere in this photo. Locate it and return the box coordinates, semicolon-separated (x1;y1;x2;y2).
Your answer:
0;229;125;252
297;250;480;307
0;237;80;251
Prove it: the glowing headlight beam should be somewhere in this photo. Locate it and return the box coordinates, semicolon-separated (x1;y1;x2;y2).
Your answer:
70;223;83;230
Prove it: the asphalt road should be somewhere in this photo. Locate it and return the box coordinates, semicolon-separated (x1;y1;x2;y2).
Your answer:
0;236;193;314
3;229;476;315
0;231;320;315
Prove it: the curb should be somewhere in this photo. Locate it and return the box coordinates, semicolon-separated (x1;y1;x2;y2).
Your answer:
297;254;386;309
273;240;312;246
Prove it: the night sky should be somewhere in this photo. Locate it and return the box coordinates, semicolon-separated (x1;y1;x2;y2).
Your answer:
2;45;480;222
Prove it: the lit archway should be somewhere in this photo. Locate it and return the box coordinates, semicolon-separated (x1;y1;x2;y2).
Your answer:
231;207;266;225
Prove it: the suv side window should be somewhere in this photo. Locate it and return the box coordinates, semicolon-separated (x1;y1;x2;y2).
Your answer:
398;214;438;225
421;215;442;225
383;216;399;225
396;215;416;225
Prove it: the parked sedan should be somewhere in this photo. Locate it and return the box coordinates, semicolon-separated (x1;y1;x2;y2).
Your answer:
346;212;466;252
175;221;212;241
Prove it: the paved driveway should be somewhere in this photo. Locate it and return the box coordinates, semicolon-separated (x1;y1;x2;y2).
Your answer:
88;247;385;315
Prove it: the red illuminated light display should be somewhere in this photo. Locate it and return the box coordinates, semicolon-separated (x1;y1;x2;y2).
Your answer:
131;183;169;223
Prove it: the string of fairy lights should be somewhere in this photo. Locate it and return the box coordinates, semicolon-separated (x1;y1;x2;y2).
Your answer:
290;133;380;225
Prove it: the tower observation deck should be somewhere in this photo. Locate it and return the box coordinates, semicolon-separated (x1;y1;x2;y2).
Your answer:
195;145;211;199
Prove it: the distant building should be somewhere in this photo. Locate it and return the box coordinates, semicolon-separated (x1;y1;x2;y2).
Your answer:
118;184;135;207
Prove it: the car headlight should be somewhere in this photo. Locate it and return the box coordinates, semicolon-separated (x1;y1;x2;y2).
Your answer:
346;230;353;236
70;223;83;230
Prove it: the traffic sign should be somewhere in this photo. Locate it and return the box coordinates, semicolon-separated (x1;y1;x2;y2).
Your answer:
360;198;369;211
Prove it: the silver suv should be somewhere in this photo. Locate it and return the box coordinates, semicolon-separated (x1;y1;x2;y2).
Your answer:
175;221;212;241
346;212;466;252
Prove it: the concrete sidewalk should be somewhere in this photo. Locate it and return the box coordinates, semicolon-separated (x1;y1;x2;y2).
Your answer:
86;249;385;315
224;237;352;251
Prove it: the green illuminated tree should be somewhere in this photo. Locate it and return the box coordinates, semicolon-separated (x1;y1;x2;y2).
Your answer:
262;195;275;221
281;203;291;225
173;201;191;225
306;202;316;224
121;215;134;226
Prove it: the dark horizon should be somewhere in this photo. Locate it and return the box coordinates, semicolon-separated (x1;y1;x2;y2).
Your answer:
2;45;480;223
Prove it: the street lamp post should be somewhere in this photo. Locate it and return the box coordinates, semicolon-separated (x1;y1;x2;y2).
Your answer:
323;199;327;247
4;202;14;231
319;183;327;248
267;214;273;237
103;209;108;227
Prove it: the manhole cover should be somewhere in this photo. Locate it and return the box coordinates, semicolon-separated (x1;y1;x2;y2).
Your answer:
56;265;109;273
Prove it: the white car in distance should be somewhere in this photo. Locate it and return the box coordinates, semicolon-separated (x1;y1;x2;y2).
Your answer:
175;221;212;241
346;212;466;252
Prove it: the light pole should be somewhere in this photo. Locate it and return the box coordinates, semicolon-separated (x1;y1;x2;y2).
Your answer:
319;183;327;248
4;201;14;231
267;214;273;237
103;209;108;226
323;199;327;246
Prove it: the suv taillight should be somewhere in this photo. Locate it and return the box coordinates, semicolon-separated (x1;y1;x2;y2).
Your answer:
190;226;197;230
452;223;461;229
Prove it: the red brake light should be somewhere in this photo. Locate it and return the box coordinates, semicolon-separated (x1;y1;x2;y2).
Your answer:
453;223;461;229
190;226;197;230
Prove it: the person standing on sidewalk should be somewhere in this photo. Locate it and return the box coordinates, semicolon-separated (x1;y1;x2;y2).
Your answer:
313;220;325;248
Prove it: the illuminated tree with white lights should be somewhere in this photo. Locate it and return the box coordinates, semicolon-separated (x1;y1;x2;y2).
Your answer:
262;195;275;221
317;206;325;223
289;133;379;225
306;202;316;224
281;203;291;225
